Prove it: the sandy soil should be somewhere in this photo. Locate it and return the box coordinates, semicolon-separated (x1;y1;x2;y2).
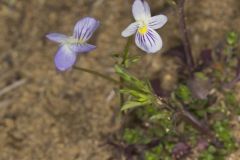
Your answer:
0;0;240;159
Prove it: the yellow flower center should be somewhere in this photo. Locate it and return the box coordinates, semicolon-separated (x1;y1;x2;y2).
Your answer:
138;25;148;35
66;38;85;45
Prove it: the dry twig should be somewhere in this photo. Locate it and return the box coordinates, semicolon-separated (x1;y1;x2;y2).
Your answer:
0;79;26;97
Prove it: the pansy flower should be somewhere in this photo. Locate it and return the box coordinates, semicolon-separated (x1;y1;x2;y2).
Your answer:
121;0;167;53
46;17;100;71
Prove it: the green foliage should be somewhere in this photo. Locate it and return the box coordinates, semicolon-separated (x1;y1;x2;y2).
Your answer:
135;105;173;135
115;30;240;160
175;84;191;102
149;111;172;133
115;65;156;111
146;143;173;160
214;120;237;152
123;128;143;144
124;55;142;68
113;53;141;68
150;112;169;121
144;145;162;160
136;104;159;118
227;31;238;46
188;99;209;118
213;69;223;82
120;88;153;111
115;65;151;93
199;146;218;160
200;120;237;159
121;101;148;111
195;72;208;81
145;144;172;160
145;151;159;160
225;92;238;107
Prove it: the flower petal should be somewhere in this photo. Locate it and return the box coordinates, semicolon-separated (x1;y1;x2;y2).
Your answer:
46;33;68;43
73;17;100;42
54;45;77;71
132;0;151;21
121;22;139;37
135;28;162;53
148;15;168;30
72;44;96;53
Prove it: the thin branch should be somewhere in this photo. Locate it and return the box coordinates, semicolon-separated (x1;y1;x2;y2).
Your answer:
0;79;26;97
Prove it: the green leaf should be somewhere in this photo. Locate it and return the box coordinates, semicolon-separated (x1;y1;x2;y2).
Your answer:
115;65;151;93
121;101;151;111
121;101;149;111
124;55;141;67
225;92;237;106
145;151;159;160
120;88;147;98
175;84;192;102
195;72;208;81
123;128;142;144
150;113;167;121
227;31;238;46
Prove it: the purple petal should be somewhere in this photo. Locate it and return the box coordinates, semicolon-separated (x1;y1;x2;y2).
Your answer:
72;44;96;53
135;28;162;53
46;33;68;43
54;45;77;71
73;17;100;42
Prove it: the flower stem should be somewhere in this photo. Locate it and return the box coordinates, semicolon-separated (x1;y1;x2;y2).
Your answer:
177;0;195;70
122;38;132;66
120;38;132;106
73;66;120;84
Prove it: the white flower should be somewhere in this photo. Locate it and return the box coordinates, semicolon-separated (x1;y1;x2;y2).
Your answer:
121;0;167;53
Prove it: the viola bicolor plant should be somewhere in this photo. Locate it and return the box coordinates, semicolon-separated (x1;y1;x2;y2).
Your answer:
45;0;240;159
46;17;100;71
121;0;167;53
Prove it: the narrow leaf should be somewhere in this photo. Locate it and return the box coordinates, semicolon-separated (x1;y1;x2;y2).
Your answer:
121;101;147;111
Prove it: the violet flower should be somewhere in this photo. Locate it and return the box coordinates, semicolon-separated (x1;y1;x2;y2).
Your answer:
46;17;100;71
121;0;167;53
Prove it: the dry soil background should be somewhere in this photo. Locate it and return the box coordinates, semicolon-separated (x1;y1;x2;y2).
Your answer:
0;0;240;160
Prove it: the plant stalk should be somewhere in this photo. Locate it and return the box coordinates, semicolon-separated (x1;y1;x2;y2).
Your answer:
179;107;222;147
177;0;195;70
159;98;221;147
120;38;132;106
73;66;120;84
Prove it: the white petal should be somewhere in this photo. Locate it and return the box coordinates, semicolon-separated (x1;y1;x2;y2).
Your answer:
121;22;139;37
148;15;168;30
132;0;151;21
135;28;162;53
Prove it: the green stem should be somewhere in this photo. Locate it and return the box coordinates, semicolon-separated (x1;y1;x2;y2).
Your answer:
73;66;120;84
120;38;132;106
122;38;132;66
